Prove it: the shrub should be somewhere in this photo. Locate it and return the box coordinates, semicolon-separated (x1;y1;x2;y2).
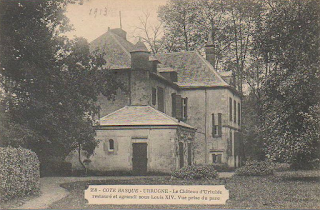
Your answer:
235;160;274;176
211;163;234;172
0;146;40;202
171;165;218;180
40;159;72;177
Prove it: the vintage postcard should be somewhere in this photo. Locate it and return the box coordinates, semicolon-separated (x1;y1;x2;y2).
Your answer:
0;0;319;209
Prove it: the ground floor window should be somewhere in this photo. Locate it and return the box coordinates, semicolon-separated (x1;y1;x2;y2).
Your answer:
179;142;184;168
212;154;222;164
187;142;192;166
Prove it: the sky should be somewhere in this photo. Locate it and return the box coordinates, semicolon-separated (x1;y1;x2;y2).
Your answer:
65;0;168;43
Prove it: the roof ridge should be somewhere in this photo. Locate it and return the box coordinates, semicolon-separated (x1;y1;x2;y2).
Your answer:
100;106;128;120
157;51;196;56
195;52;229;86
90;31;109;45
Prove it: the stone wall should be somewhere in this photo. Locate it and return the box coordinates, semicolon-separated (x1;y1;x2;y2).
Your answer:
66;127;181;174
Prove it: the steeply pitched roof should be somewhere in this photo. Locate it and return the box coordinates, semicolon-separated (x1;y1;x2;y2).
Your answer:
99;105;194;129
90;29;229;87
156;51;229;87
89;30;134;69
131;40;149;52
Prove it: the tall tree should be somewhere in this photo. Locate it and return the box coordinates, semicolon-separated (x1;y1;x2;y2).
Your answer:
0;0;116;163
254;0;320;168
133;12;164;54
158;0;263;93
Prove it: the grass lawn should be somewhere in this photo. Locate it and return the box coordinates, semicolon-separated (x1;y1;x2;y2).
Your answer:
49;170;320;209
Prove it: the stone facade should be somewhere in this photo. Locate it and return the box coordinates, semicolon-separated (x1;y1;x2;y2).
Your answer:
67;113;196;174
67;28;243;173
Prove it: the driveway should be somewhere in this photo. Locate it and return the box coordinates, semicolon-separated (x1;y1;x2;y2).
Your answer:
17;172;234;209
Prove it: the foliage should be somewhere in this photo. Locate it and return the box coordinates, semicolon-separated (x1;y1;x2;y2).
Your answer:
241;94;265;160
0;1;117;163
158;0;264;92
0;146;40;202
211;163;234;172
255;0;320;168
171;165;218;180
40;159;72;177
235;160;274;176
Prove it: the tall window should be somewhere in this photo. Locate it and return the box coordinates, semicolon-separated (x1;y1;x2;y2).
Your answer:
212;113;222;137
109;139;114;151
229;131;233;155
157;87;164;112
152;88;156;105
212;114;217;136
218;113;222;136
179;142;184;168
229;97;232;121
238;102;241;125
234;100;236;123
171;93;176;117
182;97;188;120
187;143;192;166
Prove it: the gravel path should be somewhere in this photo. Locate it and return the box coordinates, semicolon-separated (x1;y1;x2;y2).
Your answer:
16;173;234;209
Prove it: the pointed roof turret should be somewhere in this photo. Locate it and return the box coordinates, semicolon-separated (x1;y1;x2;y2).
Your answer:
206;30;214;46
131;39;149;52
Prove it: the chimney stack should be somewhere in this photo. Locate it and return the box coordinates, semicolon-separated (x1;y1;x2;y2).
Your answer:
205;31;215;68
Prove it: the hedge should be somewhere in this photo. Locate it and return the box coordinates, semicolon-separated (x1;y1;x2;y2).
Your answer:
171;165;218;180
235;160;274;176
0;147;40;202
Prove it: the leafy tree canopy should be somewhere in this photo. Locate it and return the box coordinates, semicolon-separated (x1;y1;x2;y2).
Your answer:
0;0;116;163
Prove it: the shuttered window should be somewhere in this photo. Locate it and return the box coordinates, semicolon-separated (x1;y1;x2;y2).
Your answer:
176;94;182;120
212;114;217;136
218;113;222;136
238;102;241;125
234;100;237;123
157;87;164;112
229;97;232;121
182;97;188;120
172;93;176;117
229;131;233;155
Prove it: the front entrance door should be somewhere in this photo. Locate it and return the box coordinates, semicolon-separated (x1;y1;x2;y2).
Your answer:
132;143;148;175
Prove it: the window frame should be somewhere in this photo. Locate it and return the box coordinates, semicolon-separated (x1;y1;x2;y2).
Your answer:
152;88;157;106
212;154;222;164
182;97;188;120
229;97;232;122
108;139;115;151
234;100;237;123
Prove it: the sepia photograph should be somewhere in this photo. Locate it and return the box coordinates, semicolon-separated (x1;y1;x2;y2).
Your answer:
0;0;319;209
